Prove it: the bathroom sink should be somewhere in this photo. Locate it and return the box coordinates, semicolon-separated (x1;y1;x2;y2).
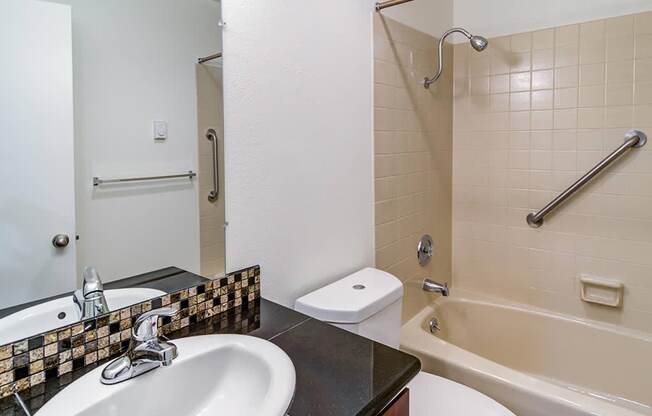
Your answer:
0;288;165;345
37;335;296;416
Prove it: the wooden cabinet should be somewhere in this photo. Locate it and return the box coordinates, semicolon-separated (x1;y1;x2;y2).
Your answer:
380;388;409;416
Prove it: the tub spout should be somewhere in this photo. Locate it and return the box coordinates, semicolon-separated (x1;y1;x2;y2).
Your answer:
423;279;449;296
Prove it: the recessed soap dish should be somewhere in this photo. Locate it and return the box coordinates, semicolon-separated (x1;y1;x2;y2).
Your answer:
579;275;624;308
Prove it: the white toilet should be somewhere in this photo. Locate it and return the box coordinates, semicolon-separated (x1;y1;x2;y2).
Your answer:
295;267;516;416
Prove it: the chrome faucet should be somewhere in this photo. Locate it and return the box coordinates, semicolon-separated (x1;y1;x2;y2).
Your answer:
423;278;449;296
101;308;178;385
73;267;109;319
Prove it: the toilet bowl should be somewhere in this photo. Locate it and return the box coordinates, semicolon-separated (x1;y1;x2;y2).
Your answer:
408;372;515;416
295;267;515;416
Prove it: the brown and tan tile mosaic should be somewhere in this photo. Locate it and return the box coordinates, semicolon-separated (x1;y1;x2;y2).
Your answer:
0;265;260;399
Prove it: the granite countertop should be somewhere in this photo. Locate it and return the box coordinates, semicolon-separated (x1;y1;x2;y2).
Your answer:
174;299;421;416
0;271;420;416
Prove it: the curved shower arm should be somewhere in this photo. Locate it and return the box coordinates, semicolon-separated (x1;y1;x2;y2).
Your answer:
424;27;473;89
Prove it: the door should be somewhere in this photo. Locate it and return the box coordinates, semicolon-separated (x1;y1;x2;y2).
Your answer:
0;0;76;309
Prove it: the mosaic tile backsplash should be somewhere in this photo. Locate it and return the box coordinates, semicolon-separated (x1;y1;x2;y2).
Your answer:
0;265;260;399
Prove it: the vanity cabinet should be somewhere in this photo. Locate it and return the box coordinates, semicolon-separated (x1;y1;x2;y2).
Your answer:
380;388;409;416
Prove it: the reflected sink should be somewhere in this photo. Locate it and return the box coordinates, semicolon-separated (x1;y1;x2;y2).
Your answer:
37;335;296;416
0;288;165;345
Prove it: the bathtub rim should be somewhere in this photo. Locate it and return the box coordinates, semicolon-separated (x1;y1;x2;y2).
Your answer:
400;289;651;416
425;288;652;342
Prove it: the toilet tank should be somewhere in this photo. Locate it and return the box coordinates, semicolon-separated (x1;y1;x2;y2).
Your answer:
295;268;404;348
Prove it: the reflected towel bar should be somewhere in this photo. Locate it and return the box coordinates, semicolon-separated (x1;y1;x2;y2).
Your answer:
526;129;647;228
375;0;415;11
93;171;196;187
198;52;222;64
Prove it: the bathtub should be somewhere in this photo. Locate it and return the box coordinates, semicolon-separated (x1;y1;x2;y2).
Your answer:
400;289;652;416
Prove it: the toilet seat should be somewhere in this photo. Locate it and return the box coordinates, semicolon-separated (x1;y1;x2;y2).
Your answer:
408;372;516;416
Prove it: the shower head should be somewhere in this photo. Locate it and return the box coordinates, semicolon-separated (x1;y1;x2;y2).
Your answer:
470;35;489;52
424;28;489;89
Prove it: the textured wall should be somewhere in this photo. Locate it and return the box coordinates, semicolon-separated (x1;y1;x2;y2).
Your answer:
223;0;375;307
373;14;453;322
453;11;652;332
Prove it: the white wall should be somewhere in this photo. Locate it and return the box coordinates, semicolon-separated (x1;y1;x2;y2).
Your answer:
222;0;375;306
454;0;652;40
53;0;221;283
381;0;453;39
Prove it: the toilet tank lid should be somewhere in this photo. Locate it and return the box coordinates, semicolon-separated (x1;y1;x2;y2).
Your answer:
294;268;403;324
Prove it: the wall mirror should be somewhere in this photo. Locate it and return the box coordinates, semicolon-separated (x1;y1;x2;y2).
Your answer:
0;0;225;344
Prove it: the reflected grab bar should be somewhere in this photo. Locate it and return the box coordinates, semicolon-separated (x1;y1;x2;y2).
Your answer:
93;171;196;186
527;129;647;228
206;128;219;203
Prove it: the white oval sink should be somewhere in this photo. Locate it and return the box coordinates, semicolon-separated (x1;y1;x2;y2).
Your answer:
37;335;296;416
0;288;165;345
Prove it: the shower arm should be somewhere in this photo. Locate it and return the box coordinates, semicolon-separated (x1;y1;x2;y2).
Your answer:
424;27;473;89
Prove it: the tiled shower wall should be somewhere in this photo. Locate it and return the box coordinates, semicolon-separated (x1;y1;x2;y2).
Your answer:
373;15;453;322
453;11;652;333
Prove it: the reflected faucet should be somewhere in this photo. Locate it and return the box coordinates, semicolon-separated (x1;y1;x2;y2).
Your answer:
422;278;449;296
101;308;178;384
73;267;109;319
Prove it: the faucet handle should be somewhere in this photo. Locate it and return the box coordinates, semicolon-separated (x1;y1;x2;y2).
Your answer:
133;307;177;341
82;267;104;295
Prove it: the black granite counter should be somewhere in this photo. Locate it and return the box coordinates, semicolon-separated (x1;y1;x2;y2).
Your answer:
0;273;420;416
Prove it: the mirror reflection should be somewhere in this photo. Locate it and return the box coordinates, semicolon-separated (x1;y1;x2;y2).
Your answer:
0;0;225;339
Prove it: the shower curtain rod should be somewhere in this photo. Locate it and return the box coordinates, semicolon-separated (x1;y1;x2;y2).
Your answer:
375;0;415;11
198;52;222;64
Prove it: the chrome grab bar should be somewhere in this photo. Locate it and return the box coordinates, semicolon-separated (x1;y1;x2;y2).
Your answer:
206;128;219;203
527;129;647;228
93;171;196;186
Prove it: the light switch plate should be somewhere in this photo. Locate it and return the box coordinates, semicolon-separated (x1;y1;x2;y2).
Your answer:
153;120;168;140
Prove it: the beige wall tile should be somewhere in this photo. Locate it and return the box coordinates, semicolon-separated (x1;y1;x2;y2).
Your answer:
555;87;579;108
607;60;634;84
453;10;652;334
511;52;532;72
532;69;554;90
635;82;652;104
374;16;452;322
606;15;634;37
532;90;553;110
555;66;579;88
636;34;652;58
635;58;652;82
554;108;578;129
580;63;606;86
606;35;635;61
578;85;605;107
556;25;580;45
511;33;532;52
511;72;531;91
605;84;634;106
555;44;579;67
532;49;554;70
533;29;554;49
634;11;652;34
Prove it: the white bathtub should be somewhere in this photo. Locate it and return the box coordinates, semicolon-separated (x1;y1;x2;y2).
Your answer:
400;289;652;416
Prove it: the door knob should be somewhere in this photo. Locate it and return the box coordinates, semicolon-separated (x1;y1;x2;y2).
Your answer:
52;234;70;248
